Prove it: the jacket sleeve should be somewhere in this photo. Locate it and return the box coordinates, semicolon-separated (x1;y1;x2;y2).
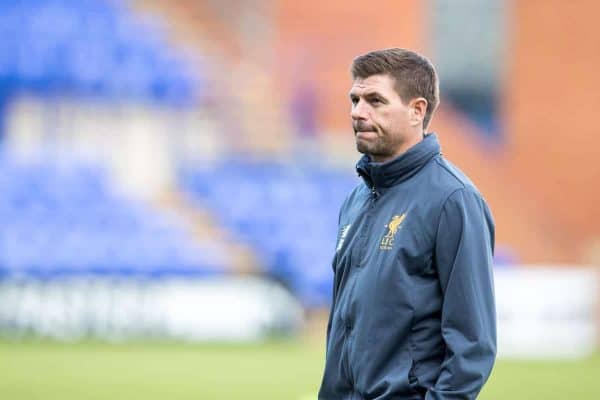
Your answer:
325;198;347;357
425;188;497;400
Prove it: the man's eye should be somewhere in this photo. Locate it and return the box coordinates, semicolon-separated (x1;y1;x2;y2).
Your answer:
371;98;382;104
351;98;358;105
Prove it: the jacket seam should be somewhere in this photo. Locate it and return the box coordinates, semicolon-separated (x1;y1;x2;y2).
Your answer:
434;187;468;241
433;157;469;188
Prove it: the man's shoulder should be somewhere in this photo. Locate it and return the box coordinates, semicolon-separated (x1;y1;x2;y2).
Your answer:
424;155;482;200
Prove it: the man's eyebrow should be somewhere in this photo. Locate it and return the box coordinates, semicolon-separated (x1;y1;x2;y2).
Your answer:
364;91;386;98
349;90;386;99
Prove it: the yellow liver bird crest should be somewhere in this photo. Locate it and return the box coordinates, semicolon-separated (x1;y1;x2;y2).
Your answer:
384;214;406;238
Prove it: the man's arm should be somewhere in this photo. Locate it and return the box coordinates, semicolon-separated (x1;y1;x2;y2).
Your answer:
325;200;347;357
426;188;497;400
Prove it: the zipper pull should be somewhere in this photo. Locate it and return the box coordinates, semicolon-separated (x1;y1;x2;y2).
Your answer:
371;186;379;199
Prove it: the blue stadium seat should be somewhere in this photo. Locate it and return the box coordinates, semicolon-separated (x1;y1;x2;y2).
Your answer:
0;0;202;104
0;156;227;280
180;161;358;308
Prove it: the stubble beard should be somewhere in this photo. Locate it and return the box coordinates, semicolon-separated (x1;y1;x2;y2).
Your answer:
356;132;398;161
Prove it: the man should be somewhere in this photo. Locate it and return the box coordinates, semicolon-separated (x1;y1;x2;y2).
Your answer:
318;48;496;400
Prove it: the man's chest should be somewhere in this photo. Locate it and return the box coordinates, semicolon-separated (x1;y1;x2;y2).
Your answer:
334;191;438;280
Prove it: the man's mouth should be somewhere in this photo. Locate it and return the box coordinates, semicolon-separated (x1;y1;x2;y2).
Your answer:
355;131;377;140
354;121;376;133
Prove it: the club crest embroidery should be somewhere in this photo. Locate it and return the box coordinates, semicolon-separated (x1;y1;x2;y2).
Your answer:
380;214;406;250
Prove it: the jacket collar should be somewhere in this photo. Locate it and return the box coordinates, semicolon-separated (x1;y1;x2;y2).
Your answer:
356;133;441;193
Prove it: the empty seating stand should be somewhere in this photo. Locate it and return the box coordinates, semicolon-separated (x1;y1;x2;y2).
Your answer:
0;0;201;105
0;156;227;279
180;160;358;309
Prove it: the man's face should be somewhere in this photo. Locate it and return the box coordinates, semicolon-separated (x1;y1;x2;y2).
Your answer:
349;74;417;162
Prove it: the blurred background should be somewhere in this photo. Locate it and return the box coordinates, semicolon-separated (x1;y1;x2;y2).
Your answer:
0;0;598;399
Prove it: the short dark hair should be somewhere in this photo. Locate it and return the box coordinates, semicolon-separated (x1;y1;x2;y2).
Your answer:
351;48;440;129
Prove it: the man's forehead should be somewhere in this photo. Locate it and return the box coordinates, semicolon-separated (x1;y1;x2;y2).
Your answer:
350;74;396;95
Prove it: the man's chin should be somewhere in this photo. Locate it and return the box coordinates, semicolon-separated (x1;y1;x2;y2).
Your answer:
356;142;393;161
356;141;374;156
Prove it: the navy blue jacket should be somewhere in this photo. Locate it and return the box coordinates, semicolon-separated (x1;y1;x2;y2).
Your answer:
318;134;496;400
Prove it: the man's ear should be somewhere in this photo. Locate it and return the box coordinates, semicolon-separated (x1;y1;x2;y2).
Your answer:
409;97;428;127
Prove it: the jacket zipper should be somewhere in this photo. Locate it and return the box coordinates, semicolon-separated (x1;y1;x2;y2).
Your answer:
356;186;379;264
371;186;380;200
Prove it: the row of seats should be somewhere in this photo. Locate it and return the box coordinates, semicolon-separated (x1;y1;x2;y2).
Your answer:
0;156;227;279
0;0;201;104
0;153;357;309
180;161;358;308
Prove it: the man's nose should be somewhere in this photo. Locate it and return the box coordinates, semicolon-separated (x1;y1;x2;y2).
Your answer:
351;101;368;120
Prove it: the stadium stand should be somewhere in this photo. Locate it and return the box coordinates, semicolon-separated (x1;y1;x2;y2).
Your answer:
0;0;222;281
0;0;201;104
180;161;357;308
0;0;521;312
0;155;227;279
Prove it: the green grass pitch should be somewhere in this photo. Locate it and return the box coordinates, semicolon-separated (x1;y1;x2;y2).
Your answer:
0;340;598;399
